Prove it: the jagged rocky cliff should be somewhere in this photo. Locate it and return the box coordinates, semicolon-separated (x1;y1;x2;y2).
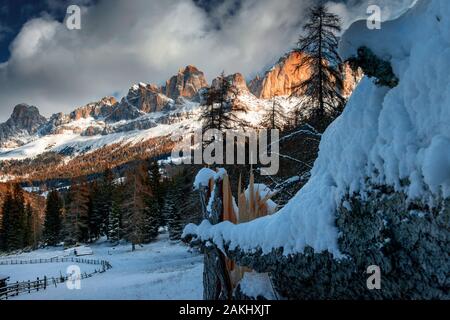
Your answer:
0;104;47;148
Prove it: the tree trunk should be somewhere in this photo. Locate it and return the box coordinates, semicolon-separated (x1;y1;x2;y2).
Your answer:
199;180;232;300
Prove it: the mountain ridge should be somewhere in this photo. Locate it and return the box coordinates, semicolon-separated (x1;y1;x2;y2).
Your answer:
0;50;362;182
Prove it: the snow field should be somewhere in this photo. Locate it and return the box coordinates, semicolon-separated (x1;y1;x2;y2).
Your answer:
0;233;203;300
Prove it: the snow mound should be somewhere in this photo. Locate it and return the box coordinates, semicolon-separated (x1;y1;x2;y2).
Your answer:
193;168;216;190
238;272;277;300
185;0;450;257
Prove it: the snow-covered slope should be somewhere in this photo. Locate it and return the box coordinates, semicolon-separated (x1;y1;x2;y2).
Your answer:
185;0;450;257
0;233;203;300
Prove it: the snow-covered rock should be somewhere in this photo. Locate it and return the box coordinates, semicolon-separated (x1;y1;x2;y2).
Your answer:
235;272;277;300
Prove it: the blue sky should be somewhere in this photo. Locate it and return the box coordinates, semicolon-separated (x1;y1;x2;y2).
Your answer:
0;0;415;120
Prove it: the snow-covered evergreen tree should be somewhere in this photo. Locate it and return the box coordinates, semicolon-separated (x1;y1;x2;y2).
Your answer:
143;197;160;243
166;176;186;241
161;183;176;225
108;194;122;244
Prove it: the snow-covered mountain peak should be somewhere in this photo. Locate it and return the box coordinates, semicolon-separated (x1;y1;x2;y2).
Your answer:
0;104;47;148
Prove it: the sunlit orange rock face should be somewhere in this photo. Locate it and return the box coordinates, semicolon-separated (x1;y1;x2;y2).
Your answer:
342;62;364;97
249;51;312;99
228;73;249;92
164;65;208;100
249;51;362;99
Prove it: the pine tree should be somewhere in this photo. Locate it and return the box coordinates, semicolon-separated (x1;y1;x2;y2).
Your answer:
0;192;13;251
168;209;183;241
65;179;90;245
166;175;185;241
161;181;176;227
143;196;160;243
0;185;28;252
148;160;163;205
292;4;345;132
149;160;165;225
24;203;35;248
43;190;63;246
201;72;249;134
144;161;163;243
6;184;27;251
108;187;122;244
260;99;287;130
122;163;150;251
96;168;115;237
87;182;103;241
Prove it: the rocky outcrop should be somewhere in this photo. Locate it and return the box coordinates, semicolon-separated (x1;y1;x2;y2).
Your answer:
249;51;312;99
103;117;157;134
342;62;364;97
70;97;117;120
227;73;249;92
106;102;145;123
125;83;173;114
164;65;208;100
210;73;250;94
0;104;47;147
248;75;263;97
81;126;103;136
8;104;47;132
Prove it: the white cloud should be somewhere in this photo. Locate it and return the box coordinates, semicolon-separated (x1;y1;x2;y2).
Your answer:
0;0;415;121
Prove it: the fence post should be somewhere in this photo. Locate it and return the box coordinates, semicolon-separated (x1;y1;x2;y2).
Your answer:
36;277;39;291
15;281;19;296
44;276;47;290
28;280;30;293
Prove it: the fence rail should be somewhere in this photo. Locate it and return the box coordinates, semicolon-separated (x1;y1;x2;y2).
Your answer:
0;257;111;268
0;257;112;300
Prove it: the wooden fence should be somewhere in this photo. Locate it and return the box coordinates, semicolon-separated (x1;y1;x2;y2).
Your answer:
0;258;112;300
